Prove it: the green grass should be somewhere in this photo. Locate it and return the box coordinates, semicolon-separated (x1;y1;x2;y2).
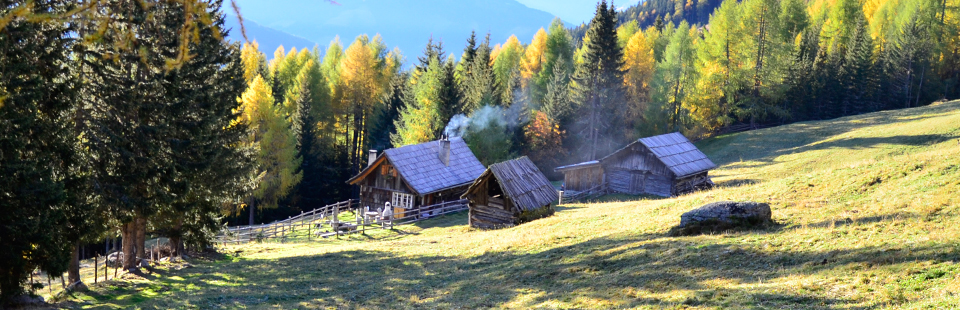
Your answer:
60;101;960;309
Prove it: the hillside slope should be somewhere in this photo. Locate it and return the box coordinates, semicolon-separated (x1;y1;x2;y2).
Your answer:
68;101;960;309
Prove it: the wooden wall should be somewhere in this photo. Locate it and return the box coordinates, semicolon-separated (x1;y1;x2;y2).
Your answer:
561;165;604;192
603;144;675;197
468;176;518;229
358;158;416;211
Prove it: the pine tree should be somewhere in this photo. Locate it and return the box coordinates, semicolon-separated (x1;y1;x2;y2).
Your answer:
535;19;575;106
840;17;878;115
542;58;572;123
569;0;626;160
0;0;89;299
81;0;193;270
460;33;499;113
153;0;253;254
779;0;809;41
392;57;447;146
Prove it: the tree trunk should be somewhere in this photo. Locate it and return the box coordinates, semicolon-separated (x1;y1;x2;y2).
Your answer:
135;216;147;264
249;198;256;226
121;222;137;269
168;219;183;257
68;241;81;284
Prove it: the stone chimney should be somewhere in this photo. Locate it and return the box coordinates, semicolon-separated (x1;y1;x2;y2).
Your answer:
438;136;450;166
367;149;378;167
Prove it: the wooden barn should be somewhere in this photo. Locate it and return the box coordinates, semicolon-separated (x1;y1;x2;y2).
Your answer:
555;132;716;197
462;156;559;229
347;137;486;218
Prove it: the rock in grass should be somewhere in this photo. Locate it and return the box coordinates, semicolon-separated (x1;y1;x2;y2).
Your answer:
674;201;772;235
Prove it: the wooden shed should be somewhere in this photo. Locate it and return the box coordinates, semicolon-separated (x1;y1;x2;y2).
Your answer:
462;156;559;229
347;137;486;218
555;132;716;197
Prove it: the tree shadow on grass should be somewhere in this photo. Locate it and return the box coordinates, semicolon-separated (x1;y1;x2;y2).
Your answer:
77;227;960;309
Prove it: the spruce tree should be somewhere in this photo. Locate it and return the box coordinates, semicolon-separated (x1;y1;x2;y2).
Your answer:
155;0;254;253
840;17;878;115
569;0;626;160
0;0;90;299
460;34;499;113
81;0;185;270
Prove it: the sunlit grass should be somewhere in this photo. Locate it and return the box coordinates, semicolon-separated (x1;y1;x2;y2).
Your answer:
59;100;960;309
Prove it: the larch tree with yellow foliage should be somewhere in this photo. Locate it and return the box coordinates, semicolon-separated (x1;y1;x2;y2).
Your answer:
622;28;657;137
238;76;302;225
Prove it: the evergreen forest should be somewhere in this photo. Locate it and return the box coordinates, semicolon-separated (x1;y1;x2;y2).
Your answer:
1;0;958;302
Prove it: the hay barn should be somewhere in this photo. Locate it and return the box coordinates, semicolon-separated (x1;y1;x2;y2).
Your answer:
555;132;716;197
462;156;558;229
347;137;485;218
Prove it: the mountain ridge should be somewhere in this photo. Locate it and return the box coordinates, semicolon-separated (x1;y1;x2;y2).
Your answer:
229;0;563;59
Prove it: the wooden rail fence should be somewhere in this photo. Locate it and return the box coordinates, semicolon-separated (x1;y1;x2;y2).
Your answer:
215;199;469;244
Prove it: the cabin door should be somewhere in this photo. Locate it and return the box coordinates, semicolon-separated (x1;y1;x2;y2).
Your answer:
629;171;646;195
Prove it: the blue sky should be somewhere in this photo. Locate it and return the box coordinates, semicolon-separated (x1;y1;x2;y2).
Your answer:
516;0;642;25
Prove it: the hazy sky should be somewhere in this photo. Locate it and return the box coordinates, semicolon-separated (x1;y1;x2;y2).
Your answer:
516;0;642;25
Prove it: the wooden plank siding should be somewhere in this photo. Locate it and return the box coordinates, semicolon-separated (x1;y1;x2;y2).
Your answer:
464;157;558;229
602;143;676;197
561;165;604;192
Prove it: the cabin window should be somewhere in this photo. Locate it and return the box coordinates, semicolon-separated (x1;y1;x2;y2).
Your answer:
392;192;414;209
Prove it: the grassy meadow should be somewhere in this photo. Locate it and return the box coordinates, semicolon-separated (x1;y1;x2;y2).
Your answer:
53;100;960;309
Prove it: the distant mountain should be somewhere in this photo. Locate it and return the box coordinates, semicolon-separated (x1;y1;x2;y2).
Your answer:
224;16;319;55
230;0;562;60
569;0;722;45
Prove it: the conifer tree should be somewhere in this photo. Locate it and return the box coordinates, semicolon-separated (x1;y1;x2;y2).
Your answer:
521;28;548;87
650;22;698;134
153;0;253;254
392;58;446;146
238;76;302;224
623;29;658;134
535;19;575;106
0;0;88;299
840;17;878;115
460;34;499;113
492;35;524;105
570;0;626;160
542;58;573;123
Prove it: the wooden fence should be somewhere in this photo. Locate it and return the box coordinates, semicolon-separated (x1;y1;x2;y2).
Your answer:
559;184;604;204
215;199;469;243
215;199;357;244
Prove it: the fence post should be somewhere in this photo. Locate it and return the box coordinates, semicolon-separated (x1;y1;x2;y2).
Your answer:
94;254;98;284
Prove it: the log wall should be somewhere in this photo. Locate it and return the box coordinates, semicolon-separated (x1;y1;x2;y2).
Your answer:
603;144;676;197
561;166;604;192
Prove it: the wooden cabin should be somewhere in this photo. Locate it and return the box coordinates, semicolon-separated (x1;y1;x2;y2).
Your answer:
462;156;559;229
555;132;716;197
347;137;486;218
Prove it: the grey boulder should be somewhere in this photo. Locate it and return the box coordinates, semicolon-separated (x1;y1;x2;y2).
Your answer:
680;201;772;228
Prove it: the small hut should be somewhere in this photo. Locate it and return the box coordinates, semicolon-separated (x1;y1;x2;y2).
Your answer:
462;156;559;229
555;132;716;197
347;137;486;218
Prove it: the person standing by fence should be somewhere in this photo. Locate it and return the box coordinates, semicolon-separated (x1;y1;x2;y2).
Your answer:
381;202;393;229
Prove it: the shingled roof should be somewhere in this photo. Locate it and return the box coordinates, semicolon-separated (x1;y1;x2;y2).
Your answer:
602;132;716;178
348;137;486;195
465;156;558;212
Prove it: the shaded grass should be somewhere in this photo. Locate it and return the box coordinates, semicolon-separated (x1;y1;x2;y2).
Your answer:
60;101;960;309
